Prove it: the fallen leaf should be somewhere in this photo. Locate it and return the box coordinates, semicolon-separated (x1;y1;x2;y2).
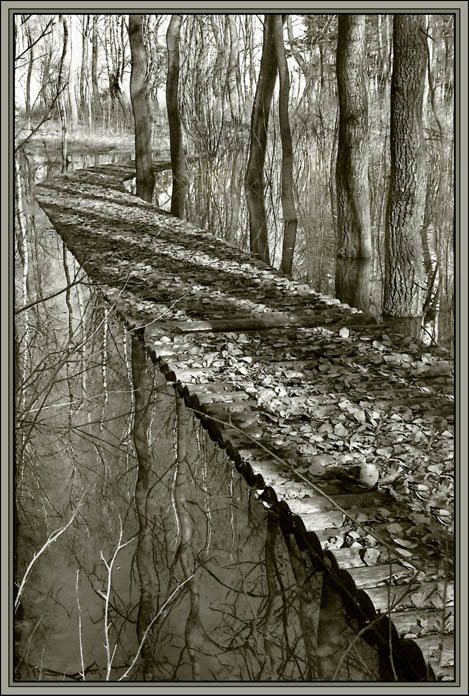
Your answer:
334;423;347;437
359;462;379;488
394;538;418;549
363;547;381;565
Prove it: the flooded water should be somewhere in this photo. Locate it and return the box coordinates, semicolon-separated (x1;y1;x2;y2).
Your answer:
13;139;451;682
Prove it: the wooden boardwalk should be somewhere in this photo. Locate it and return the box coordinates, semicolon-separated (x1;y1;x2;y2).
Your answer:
35;160;455;682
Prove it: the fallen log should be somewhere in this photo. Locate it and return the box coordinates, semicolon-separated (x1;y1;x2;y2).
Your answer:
150;311;379;334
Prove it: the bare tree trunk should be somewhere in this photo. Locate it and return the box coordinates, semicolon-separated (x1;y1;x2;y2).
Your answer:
335;258;372;313
23;17;33;131
166;15;187;218
58;15;69;173
91;16;100;123
174;394;201;679
67;16;79;128
38;44;52;112
79;16;89;120
335;15;372;260
383;14;427;336
245;15;277;265
129;14;155;202
272;15;297;278
226;15;241;122
131;334;159;680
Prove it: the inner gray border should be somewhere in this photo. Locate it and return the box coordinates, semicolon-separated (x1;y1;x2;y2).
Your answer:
3;2;467;694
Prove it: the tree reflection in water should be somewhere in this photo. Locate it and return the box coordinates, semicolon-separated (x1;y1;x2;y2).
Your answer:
13;148;381;681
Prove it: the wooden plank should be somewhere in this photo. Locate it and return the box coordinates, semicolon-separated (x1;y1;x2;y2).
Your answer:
297;505;401;533
391;608;454;636
187;381;237;393
152;311;377;334
295;508;348;530
205;400;259;415
286;491;393;515
220;428;264;450
347;563;412;589
414;634;454;667
432;664;454;680
197;391;251;404
366;581;454;613
167;366;217;381
328;546;366;568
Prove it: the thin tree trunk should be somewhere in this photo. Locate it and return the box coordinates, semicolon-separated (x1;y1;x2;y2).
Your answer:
80;16;89;120
272;15;297;278
38;45;52;112
335;15;372;260
129;14;155;202
383;15;427;336
23;18;33;131
166;15;187;218
67;16;79;128
226;15;240;122
131;334;159;680
245;15;278;265
58;15;69;173
91;16;99;123
174;394;201;680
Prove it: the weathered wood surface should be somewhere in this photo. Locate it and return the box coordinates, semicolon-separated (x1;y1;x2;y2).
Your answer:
35;160;454;682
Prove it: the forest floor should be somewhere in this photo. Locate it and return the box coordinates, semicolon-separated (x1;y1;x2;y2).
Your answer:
34;160;455;680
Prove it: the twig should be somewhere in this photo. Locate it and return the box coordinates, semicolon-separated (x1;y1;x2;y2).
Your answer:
15;19;55;61
129;290;193;332
117;574;195;681
15;271;86;314
15;495;84;611
75;569;86;680
15;83;68;152
388;551;399;680
438;527;450;660
98;517;135;680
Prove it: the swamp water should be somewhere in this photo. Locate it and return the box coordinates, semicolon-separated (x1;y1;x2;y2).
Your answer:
14;144;444;682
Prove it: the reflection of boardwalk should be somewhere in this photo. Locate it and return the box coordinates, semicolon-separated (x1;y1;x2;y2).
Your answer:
36;161;454;682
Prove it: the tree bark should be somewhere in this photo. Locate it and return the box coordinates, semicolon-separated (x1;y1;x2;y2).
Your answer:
335;15;372;260
129;15;155;203
91;16;100;120
23;17;33;131
335;258;372;314
166;15;187;218
79;16;89;120
58;16;69;173
244;15;278;265
272;15;298;278
131;334;159;680
67;17;79;128
226;15;241;122
383;15;427;336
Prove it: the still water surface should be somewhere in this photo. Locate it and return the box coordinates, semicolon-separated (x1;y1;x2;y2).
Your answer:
14;142;449;681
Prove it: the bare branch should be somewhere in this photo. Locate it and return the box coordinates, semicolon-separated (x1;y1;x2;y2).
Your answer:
15;82;68;152
15;271;86;315
117;574;195;681
75;569;86;680
15;19;55;61
100;517;136;680
15;494;85;611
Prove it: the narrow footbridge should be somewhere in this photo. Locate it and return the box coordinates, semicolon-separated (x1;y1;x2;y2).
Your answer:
35;159;455;682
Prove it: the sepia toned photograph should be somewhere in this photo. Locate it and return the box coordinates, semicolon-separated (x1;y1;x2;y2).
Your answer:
5;2;465;691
